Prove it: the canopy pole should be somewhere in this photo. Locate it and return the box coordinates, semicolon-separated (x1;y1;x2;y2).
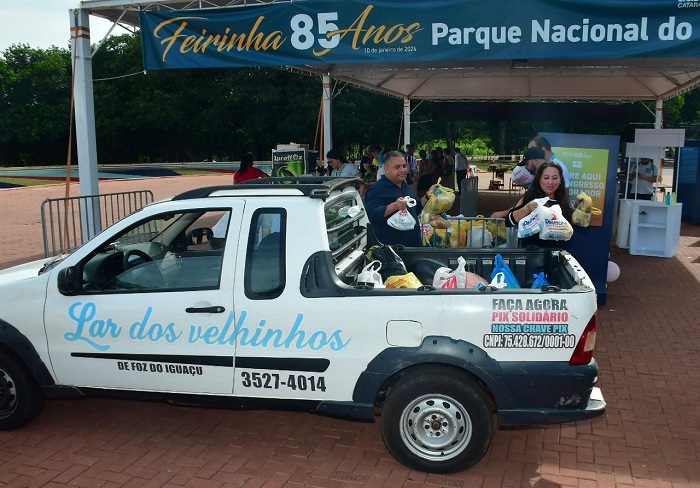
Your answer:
313;92;323;152
322;74;332;155
318;98;324;166
63;49;78;253
403;98;411;149
397;112;403;149
70;8;101;239
655;99;663;129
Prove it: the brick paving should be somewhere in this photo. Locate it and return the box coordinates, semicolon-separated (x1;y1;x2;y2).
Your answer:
1;174;699;487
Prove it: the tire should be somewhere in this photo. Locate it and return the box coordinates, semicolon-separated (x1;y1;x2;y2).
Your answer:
0;350;45;430
380;368;494;473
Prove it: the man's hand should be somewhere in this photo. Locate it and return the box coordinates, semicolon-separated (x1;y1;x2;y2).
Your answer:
385;197;409;217
394;197;409;211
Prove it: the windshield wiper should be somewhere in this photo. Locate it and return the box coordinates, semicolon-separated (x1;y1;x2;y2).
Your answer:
39;255;66;275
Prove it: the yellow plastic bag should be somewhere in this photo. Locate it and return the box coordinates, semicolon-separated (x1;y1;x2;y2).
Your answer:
423;179;455;215
571;192;602;227
421;180;457;247
485;219;508;243
422;226;449;247
428;213;450;229
385;272;423;289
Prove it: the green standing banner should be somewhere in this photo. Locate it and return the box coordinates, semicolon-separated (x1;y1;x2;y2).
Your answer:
555;147;611;227
141;0;700;70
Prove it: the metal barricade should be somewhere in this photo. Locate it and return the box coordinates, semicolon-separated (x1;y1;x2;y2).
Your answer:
422;215;518;248
41;190;154;257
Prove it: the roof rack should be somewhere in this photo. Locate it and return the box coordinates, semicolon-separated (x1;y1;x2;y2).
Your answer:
171;177;362;201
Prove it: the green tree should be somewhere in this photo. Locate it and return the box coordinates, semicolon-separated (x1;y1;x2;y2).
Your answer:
0;44;72;165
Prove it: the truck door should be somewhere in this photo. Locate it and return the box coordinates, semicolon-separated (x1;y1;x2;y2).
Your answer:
44;201;245;395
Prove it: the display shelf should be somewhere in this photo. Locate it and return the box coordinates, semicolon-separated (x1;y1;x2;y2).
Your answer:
629;201;682;258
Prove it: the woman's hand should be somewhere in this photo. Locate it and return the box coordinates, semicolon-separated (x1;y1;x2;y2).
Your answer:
525;201;538;213
420;184;439;206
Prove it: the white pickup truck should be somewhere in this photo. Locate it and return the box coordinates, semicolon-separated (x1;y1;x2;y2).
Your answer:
0;177;604;473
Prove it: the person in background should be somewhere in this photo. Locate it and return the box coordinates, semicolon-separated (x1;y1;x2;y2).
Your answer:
361;160;377;183
365;151;436;247
491;147;547;218
312;156;330;176
430;149;444;183
498;162;573;248
443;147;455;186
417;149;433;198
370;145;381;168
327;149;360;177
627;157;659;200
215;154;268;239
454;147;470;192
233;153;268;184
529;135;571;189
360;145;374;178
405;144;417;185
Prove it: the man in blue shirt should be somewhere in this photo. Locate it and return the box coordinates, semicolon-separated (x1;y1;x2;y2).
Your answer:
365;151;434;247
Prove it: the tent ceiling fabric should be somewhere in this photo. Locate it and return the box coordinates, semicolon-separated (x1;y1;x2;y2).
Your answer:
80;0;700;102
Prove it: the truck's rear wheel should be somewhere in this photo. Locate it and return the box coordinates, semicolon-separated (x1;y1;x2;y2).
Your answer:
0;351;44;430
380;369;494;473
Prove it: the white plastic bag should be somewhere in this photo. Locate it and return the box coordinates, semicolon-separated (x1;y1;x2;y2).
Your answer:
517;197;548;238
510;165;534;187
538;203;574;241
432;256;467;289
467;226;493;248
488;271;509;289
387;196;417;231
357;260;385;288
517;209;540;238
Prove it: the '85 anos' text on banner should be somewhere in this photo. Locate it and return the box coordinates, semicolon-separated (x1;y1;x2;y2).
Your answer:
140;0;700;70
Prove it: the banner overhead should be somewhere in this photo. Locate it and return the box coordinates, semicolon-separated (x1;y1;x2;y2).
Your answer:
141;0;700;71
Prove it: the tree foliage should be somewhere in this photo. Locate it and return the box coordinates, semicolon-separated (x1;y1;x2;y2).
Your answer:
2;32;700;166
0;44;72;164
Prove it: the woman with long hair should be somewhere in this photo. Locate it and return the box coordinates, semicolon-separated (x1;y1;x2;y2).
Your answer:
504;161;573;247
233;153;268;184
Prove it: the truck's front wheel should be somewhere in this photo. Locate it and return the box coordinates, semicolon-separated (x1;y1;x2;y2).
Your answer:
0;351;44;430
380;369;494;473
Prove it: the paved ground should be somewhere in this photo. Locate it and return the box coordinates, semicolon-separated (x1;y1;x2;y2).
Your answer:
1;174;699;487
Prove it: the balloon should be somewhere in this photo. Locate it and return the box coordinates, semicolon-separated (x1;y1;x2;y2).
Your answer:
606;261;620;283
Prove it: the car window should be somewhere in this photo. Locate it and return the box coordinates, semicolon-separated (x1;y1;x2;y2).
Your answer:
80;209;231;293
245;209;286;299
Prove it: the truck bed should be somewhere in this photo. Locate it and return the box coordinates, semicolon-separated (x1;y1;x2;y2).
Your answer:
396;247;579;290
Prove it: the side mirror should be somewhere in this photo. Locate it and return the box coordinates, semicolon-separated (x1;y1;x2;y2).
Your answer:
57;266;81;295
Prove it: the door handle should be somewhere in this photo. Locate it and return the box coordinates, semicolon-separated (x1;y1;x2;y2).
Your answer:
185;306;226;313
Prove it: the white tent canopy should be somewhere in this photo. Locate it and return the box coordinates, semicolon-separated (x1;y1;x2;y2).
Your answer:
81;0;700;101
71;0;700;236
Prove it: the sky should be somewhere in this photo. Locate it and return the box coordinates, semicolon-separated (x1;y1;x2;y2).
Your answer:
0;1;128;52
